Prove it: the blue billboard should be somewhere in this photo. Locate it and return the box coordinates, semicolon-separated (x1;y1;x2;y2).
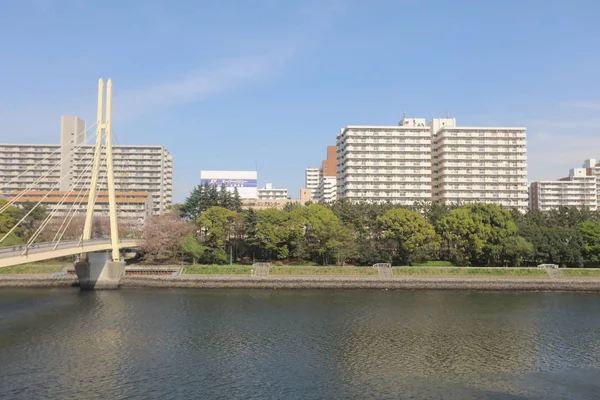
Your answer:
201;179;257;188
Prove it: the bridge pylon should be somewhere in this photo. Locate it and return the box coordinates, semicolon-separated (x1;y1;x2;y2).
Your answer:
81;78;120;262
75;78;125;289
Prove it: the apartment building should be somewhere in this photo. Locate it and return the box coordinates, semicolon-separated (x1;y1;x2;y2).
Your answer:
314;145;337;203
431;118;528;211
530;168;597;211
0;116;173;214
336;118;432;205
305;167;320;200
7;191;153;224
315;175;337;203
257;183;288;200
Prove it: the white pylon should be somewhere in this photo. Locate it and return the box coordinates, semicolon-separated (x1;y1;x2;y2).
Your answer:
82;78;120;262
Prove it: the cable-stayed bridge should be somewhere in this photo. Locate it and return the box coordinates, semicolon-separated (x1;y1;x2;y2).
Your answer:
0;79;140;288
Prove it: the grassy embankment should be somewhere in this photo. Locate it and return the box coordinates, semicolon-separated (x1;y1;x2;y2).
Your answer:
561;269;600;277
183;265;253;274
0;263;64;274
392;267;548;277
269;266;377;276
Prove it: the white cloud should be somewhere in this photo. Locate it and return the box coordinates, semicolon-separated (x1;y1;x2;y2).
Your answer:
115;48;293;120
563;101;600;112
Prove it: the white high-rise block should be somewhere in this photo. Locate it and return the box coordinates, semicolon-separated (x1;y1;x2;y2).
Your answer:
336;118;432;205
431;122;528;211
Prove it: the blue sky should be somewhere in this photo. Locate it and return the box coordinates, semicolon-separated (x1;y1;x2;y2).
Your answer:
1;0;600;201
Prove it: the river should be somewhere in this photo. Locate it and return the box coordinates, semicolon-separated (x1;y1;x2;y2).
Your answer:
0;289;599;399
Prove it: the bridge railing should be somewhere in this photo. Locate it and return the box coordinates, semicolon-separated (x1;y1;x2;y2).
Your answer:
0;238;139;256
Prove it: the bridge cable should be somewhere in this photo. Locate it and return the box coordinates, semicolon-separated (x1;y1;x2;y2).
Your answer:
0;138;101;245
0;130;101;214
24;140;107;251
54;148;109;250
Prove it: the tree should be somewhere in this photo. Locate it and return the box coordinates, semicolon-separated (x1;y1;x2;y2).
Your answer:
140;213;194;263
0;199;24;247
293;204;350;265
377;208;439;265
180;185;203;221
179;234;205;264
14;202;47;243
254;209;300;260
578;220;600;264
501;236;534;267
231;187;243;212
436;204;518;266
197;206;238;264
219;183;232;210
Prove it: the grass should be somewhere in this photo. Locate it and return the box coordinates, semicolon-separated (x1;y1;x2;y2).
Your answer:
411;261;455;267
561;269;600;277
183;265;253;275
0;263;65;274
392;267;548;277
269;266;378;276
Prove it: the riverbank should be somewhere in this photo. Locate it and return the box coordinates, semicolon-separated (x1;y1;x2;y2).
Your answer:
2;273;600;291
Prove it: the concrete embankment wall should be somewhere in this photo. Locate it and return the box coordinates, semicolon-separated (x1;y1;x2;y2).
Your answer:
120;276;600;292
2;275;600;291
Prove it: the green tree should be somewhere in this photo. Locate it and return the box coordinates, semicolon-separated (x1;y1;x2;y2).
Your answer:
180;185;203;221
501;235;534;267
197;206;238;264
293;204;349;265
377;208;439;265
179;234;205;264
231;187;243;212
578;220;600;263
255;209;295;260
0;199;24;247
436;204;518;266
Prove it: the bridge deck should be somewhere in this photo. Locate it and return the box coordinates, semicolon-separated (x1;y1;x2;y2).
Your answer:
0;239;139;268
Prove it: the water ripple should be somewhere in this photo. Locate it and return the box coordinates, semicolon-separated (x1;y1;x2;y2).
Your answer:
1;289;600;399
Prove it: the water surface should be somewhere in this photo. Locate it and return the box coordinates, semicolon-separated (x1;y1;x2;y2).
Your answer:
0;289;599;399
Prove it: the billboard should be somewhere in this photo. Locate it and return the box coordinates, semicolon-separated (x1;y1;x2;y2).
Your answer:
200;178;257;188
200;170;258;199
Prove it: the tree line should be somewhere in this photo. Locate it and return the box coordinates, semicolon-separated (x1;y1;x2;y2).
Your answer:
139;191;600;267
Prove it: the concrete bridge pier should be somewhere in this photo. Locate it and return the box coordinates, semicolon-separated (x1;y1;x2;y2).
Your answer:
75;252;125;290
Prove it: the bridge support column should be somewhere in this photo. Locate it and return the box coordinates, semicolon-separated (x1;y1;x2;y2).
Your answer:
74;252;125;290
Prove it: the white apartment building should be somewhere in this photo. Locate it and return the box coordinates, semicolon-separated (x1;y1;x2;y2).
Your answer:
431;118;528;211
336;118;432;205
315;175;337;203
305;167;320;201
530;168;597;211
0;116;173;214
257;183;288;200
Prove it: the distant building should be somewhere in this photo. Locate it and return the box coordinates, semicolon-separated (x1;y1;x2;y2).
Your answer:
300;188;312;204
315;146;337;203
257;183;288;200
305;146;338;203
0;116;173;214
530;160;600;212
7;191;153;224
200;170;258;199
305;167;320;200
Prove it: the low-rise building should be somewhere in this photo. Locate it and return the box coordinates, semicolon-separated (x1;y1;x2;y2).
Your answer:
7;190;153;224
530;168;597;211
257;183;288;200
